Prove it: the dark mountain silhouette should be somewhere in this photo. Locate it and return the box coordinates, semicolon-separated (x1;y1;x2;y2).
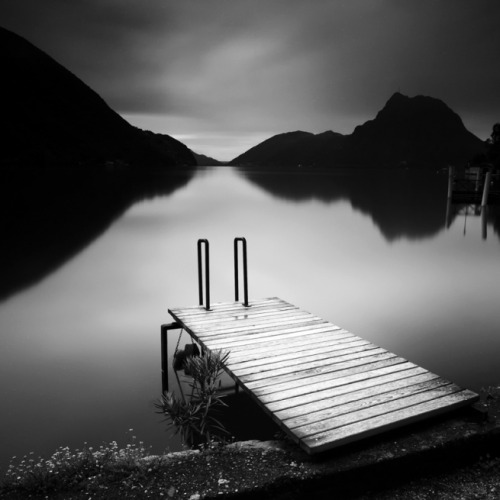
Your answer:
192;151;225;166
341;92;485;167
231;93;485;168
232;131;346;167
231;131;314;165
0;26;195;168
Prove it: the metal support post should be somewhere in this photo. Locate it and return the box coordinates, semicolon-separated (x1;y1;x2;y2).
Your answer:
447;165;454;199
481;170;492;208
160;322;181;393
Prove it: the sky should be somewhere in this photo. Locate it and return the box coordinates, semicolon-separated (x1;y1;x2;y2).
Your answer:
1;0;499;161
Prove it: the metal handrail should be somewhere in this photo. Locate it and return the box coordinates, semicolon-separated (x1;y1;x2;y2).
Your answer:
234;237;249;307
197;239;210;310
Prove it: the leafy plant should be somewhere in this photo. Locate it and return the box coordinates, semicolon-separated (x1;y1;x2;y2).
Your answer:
156;349;230;446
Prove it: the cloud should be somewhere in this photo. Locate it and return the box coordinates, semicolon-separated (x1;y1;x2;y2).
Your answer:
1;0;500;157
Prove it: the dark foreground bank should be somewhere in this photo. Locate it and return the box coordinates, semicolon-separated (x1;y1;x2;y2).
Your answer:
2;387;499;499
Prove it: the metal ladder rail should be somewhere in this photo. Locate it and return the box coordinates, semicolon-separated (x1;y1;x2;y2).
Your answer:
197;238;210;311
234;237;249;307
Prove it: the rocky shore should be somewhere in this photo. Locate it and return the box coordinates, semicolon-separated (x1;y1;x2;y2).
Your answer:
2;389;499;499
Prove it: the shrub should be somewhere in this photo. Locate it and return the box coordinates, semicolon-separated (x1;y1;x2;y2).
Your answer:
155;349;230;446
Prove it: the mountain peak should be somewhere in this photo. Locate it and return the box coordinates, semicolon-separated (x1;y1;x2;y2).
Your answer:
344;93;484;166
380;92;452;116
386;91;407;102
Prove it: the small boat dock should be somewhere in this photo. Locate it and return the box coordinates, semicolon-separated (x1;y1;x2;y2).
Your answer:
448;164;500;205
162;239;479;454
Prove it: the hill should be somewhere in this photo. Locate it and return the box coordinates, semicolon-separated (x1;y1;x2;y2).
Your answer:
192;151;226;166
231;131;314;166
0;26;195;168
231;93;485;168
231;131;346;167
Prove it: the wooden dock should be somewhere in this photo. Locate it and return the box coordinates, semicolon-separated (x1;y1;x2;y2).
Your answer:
448;165;500;205
168;297;479;454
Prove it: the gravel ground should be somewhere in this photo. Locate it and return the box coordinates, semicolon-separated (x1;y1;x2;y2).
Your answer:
352;454;500;500
2;445;499;499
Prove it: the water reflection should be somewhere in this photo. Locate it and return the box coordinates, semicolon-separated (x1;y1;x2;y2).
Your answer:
240;167;500;242
446;202;500;241
0;168;195;301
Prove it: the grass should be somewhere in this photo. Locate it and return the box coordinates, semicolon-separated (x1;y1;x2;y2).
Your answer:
0;432;169;498
0;436;275;499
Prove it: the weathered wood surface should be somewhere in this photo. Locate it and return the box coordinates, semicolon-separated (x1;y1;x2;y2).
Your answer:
168;297;479;454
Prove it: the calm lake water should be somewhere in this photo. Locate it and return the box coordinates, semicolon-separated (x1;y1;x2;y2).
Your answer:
1;166;499;470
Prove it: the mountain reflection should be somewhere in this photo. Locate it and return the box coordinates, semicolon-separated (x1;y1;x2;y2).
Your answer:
239;167;500;242
0;168;195;301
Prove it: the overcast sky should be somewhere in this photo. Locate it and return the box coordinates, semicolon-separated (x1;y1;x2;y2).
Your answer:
1;0;499;160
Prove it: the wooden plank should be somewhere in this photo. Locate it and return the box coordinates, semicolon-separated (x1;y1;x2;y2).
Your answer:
300;389;478;453
287;378;453;431
227;330;361;363
263;365;428;413
236;350;397;385
212;336;366;361
238;351;398;388
169;297;283;314
294;384;470;439
198;330;364;364
171;299;294;316
169;298;290;318
196;321;333;348
173;313;327;339
226;341;377;385
199;324;346;345
193;317;334;341
202;327;350;351
186;310;315;332
172;320;330;351
178;310;302;329
177;305;301;325
232;343;388;373
246;356;408;395
190;313;325;335
274;371;442;422
219;327;355;354
229;343;384;374
227;335;370;362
